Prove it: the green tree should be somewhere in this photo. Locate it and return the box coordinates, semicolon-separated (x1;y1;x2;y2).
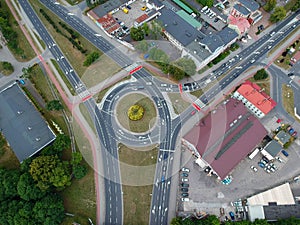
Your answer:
29;155;71;190
135;40;149;53
264;0;277;12
174;57;196;76
71;151;83;165
254;69;268;80
1;61;14;74
168;64;185;80
252;219;269;225
83;51;100;66
53;134;71;152
142;23;150;36
0;168;20;201
270;6;286;22
17;172;47;201
275;217;300;224
130;27;145;41
46;100;63;111
73;164;88;179
33;194;65;225
149;48;170;65
170;217;182;225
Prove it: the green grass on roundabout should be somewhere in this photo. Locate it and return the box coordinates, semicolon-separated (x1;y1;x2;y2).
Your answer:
116;93;157;133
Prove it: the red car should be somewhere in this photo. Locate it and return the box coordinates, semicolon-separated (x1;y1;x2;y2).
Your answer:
191;110;196;115
292;131;297;137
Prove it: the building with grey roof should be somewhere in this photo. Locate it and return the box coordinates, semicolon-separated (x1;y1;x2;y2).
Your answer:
0;82;56;162
263;140;282;157
219;26;239;45
274;130;291;146
233;4;251;17
264;204;300;221
90;0;128;18
239;0;260;12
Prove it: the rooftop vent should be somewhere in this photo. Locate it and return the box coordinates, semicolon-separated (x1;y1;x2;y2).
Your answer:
173;21;177;25
35;137;41;142
28;126;32;130
17;110;23;115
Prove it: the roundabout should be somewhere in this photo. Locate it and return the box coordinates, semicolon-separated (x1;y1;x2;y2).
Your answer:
116;93;157;133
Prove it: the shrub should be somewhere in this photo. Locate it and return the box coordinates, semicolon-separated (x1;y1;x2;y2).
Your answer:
128;105;144;121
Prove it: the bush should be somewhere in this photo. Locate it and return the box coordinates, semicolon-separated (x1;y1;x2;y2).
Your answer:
254;69;268;80
73;164;87;179
83;51;100;66
128;105;144;121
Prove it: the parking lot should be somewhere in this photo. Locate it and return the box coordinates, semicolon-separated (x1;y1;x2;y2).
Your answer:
177;112;300;221
112;0;150;28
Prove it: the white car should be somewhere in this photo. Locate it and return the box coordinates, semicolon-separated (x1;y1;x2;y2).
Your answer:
181;167;190;172
182;178;189;182
181;198;189;202
250;166;258;172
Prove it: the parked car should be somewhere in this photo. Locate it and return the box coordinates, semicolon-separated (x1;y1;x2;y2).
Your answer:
181;168;190;172
292;131;297;137
181;188;188;192
181;198;189;202
262;156;270;163
282;150;289;157
250;166;258;172
126;5;131;9
258;162;265;168
181;193;189;197
181;183;189;187
182;178;188;182
229;212;235;221
181;173;189;177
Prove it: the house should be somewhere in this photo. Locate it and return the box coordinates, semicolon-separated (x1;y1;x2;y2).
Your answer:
228;14;251;37
0;82;56;162
274;131;291;146
230;0;262;25
263;140;282;159
183;98;267;180
232;80;277;118
97;14;121;35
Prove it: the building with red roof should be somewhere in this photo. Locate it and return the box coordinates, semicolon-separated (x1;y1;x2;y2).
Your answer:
228;15;250;37
233;80;277;118
97;14;121;35
183;98;267;181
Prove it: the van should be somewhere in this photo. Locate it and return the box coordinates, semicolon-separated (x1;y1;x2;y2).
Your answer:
123;8;129;14
137;86;144;90
201;6;208;12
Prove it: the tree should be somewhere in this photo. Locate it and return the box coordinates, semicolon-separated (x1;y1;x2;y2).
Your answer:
17;172;47;201
170;217;182;225
71;151;83;165
83;51;100;66
254;69;268;80
53;134;71;151
168;64;185;80
135;40;149;53
73;164;88;179
252;219;269;225
33;194;65;225
0;168;20;201
130;27;144;41
174;57;196;76
46;100;63;111
142;23;150;36
264;0;277;12
270;6;286;23
29;155;71;190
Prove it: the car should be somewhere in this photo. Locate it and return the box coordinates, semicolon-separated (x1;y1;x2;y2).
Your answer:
181;167;190;172
141;6;147;10
282;150;289;157
163;152;168;160
126;5;131;9
262;156;270;163
181;198;189;202
258;162;265;168
181;188;188;192
181;173;189;177
250;59;255;63
18;79;26;85
214;18;219;22
288;73;294;77
268;45;272;49
250;166;258;172
201;6;208;12
275;156;284;163
161;175;165;182
182;178;188;182
161;83;167;87
292;131;297;137
288;128;295;135
270;31;275;36
181;192;189;197
229;212;235;221
181;183;189;187
191;110;196;115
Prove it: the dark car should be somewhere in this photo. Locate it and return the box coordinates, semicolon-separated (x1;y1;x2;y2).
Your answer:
181;193;189;197
181;173;189;177
161;175;165;182
126;5;131;9
258;162;265;168
181;183;189;187
282;150;289;157
181;188;188;192
262;156;269;163
229;211;235;221
163;152;168;160
288;128;295;135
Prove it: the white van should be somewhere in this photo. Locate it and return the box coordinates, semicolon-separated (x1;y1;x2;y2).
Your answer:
201;6;208;12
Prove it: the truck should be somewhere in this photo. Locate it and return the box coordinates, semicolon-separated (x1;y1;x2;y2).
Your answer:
123;8;129;14
248;148;260;159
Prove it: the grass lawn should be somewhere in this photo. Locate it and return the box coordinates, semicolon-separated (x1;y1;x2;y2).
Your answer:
33;30;46;50
167;93;191;114
284;0;297;11
190;89;204;98
116;93;157;133
198;65;209;74
0;61;14;76
79;103;96;133
1;0;36;61
0;134;20;169
248;76;270;96
81;55;121;89
118;144;157;225
29;0;101;77
60;162;96;225
282;84;296;120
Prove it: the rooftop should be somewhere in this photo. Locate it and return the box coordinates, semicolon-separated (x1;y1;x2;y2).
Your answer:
218;26;239;46
247;183;295;206
264;204;300;221
176;10;202;29
201;33;223;53
236;80;277;115
233;4;251;16
228;14;251;34
184;98;267;180
275;130;291;145
172;0;193;14
0;83;56;162
92;0;127;18
157;8;205;47
186;41;212;62
135;14;149;24
239;0;260;12
264;140;282;157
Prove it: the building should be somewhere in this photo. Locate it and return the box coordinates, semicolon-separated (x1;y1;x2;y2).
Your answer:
230;0;262;25
0;82;56;162
232;80;277;118
97;14;121;35
183;98;267;180
274;130;291;146
263;140;282;159
228;14;250;37
247;183;300;221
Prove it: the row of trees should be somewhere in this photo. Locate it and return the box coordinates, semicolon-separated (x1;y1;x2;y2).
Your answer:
0;133;88;224
270;6;287;23
171;216;300;225
0;2;24;56
147;47;196;80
